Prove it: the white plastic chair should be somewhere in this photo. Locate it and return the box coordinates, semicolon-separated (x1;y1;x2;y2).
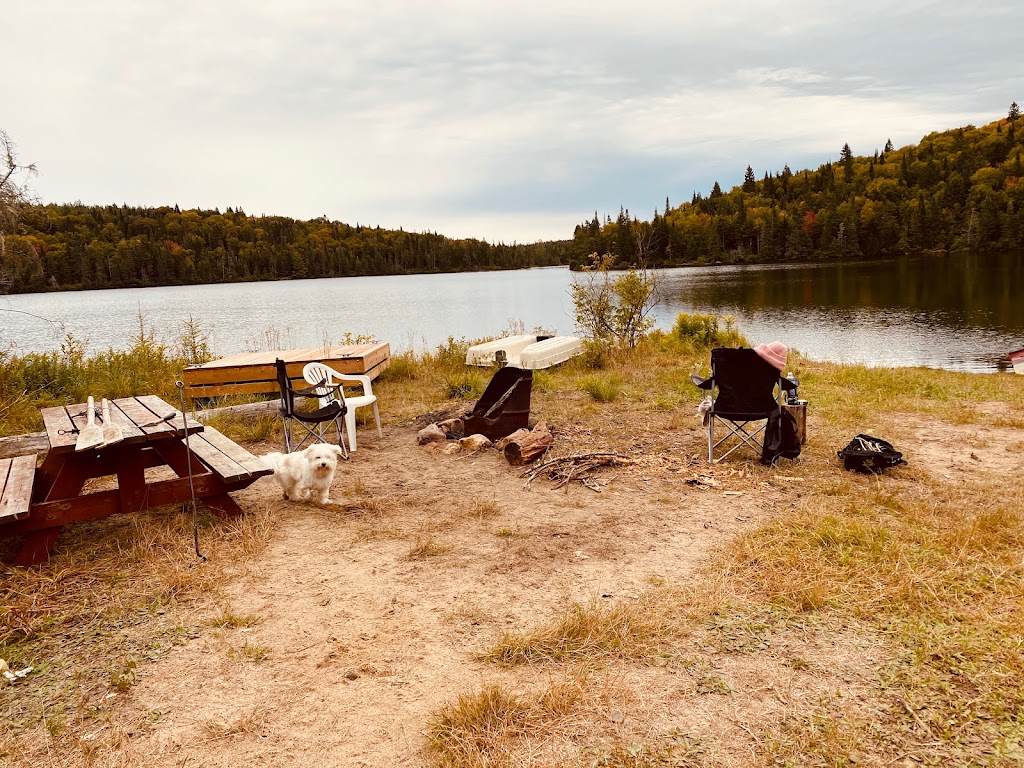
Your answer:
302;362;382;451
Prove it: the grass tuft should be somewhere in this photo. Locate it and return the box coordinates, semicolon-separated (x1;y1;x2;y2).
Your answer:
406;536;452;559
487;597;683;665
426;679;586;768
579;374;624;402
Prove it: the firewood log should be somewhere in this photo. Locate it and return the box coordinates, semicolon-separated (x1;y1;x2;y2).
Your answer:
503;425;553;465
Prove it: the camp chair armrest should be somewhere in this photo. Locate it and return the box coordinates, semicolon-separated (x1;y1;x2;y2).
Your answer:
691;374;714;390
291;379;343;399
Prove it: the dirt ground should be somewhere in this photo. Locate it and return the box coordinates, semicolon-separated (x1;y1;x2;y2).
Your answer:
8;405;1023;767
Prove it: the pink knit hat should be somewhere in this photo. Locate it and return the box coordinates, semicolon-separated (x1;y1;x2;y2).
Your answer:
754;341;788;371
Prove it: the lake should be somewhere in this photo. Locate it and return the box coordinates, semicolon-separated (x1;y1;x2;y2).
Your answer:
2;253;1022;372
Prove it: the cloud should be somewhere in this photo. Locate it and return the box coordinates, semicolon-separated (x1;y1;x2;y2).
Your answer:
4;1;1022;242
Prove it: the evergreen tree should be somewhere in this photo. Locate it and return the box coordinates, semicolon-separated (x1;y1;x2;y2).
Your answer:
840;143;854;183
885;138;894;152
1009;101;1021;121
742;165;756;192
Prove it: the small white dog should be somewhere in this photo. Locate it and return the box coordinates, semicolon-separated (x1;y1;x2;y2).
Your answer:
264;444;345;505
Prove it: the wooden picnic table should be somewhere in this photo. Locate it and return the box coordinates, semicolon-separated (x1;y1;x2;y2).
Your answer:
0;395;272;566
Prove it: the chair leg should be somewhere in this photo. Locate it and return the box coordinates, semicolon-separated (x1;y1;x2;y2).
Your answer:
281;415;292;453
346;409;358;452
372;402;382;438
712;418;768;462
336;416;349;460
708;416;715;464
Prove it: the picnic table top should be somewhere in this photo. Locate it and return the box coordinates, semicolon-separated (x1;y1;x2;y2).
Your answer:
184;343;389;371
41;395;202;455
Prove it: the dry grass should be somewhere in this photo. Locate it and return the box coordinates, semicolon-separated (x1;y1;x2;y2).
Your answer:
486;595;690;665
208;610;263;629
4;324;1024;767
0;503;276;763
200;705;272;741
426;676;710;768
408;333;1024;766
406;536;452;559
426;679;588;768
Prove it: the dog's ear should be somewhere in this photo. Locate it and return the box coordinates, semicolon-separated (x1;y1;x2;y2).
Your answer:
333;444;345;458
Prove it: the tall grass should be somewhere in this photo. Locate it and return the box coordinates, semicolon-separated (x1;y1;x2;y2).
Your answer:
0;314;213;437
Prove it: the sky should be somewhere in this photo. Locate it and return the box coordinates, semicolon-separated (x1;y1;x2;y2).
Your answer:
3;1;1022;244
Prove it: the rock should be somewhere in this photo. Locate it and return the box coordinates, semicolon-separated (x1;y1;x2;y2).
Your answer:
494;429;529;451
344;669;359;680
443;443;463;455
437;418;465;439
458;434;492;452
417;424;446;445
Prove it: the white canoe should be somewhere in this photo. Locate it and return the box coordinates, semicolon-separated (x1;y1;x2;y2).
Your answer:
1010;348;1024;375
517;336;583;370
465;335;540;367
465;334;583;369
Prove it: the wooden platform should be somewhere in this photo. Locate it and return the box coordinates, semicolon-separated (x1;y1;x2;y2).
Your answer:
183;343;391;400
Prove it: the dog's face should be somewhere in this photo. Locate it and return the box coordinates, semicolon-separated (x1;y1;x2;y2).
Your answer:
303;444;343;475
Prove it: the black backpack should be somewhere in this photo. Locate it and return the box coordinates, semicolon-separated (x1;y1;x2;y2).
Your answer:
837;434;907;474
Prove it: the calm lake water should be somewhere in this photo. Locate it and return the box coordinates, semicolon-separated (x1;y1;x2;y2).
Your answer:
2;253;1022;372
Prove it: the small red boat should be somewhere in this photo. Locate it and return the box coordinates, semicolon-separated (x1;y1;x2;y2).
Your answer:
1010;348;1024;375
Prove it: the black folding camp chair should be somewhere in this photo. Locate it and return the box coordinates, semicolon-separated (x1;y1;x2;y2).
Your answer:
691;348;796;463
463;366;533;442
274;358;348;456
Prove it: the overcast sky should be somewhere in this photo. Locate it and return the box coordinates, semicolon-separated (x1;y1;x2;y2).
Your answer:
4;1;1021;243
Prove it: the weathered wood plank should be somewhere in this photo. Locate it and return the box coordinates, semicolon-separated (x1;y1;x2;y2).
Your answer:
40;406;78;453
0;401;284;460
103;400;147;443
185;432;250;483
182;343;391;398
0;432;47;458
1;455;37;521
194;426;272;476
115;396;183;437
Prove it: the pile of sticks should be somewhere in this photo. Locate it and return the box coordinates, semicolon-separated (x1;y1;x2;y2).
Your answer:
521;452;635;492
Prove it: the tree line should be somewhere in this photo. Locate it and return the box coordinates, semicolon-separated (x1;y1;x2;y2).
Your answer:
571;103;1024;268
0;204;572;294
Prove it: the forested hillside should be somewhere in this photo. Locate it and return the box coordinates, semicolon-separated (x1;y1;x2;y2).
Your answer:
572;104;1024;268
3;106;1022;293
0;205;571;294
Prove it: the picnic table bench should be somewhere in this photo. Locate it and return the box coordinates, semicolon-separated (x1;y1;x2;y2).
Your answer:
183;343;390;400
1;455;35;523
0;395;272;566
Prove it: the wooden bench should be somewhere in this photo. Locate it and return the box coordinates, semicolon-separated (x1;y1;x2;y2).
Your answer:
183;343;391;401
1;455;36;523
184;427;271;483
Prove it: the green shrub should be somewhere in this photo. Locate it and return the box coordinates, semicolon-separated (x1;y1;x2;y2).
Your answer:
444;370;486;400
434;336;472;369
577;339;609;369
379;352;418;381
580;374;623;402
673;313;745;348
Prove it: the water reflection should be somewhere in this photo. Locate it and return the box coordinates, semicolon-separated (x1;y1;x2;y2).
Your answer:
653;252;1023;373
1;253;1021;373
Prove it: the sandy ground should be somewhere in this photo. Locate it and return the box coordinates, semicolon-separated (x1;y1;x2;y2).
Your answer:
14;404;1024;767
